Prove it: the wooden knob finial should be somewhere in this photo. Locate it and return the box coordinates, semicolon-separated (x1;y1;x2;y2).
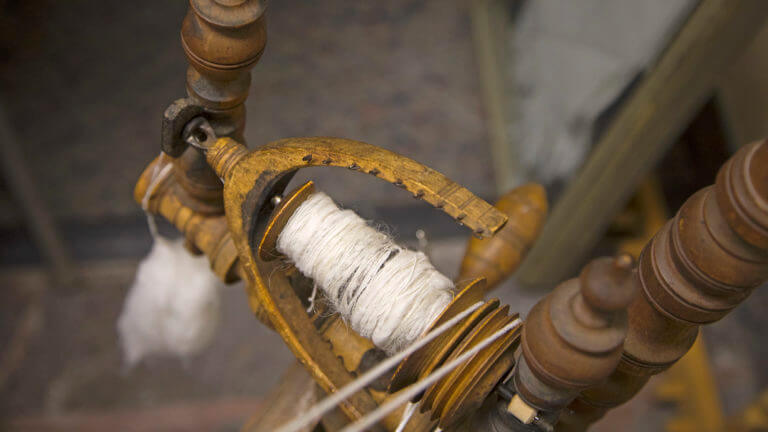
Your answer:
458;183;547;291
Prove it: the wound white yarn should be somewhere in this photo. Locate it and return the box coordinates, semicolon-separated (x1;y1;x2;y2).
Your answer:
276;192;453;354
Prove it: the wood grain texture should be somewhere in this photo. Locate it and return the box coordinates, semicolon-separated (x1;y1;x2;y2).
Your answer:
458;183;547;291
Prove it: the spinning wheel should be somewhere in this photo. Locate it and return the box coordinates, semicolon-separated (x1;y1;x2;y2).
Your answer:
133;1;768;430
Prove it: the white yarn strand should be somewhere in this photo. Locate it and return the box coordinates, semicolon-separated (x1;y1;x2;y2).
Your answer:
274;301;483;432
141;154;173;239
306;283;319;313
395;402;418;432
277;192;454;353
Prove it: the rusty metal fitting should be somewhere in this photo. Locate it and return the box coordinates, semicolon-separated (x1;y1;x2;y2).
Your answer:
161;98;206;158
183;116;219;151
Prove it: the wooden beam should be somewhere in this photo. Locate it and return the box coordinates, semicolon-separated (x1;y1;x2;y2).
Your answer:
470;0;517;193
719;24;768;147
516;0;768;286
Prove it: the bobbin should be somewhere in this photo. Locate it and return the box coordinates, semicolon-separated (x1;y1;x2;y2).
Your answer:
257;177;523;429
182;129;528;428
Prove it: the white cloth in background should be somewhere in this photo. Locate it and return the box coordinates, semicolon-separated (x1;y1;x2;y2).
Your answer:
509;0;698;186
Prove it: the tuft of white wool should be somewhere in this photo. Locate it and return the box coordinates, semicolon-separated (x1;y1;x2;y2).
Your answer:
118;237;222;367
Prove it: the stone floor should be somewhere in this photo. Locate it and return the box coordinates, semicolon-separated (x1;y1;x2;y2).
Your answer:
0;238;667;431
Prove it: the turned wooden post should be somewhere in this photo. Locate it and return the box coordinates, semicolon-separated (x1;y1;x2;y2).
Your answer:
513;255;636;418
558;140;768;431
174;0;267;214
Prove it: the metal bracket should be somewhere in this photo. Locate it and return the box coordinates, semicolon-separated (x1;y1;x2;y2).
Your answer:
160;98;205;157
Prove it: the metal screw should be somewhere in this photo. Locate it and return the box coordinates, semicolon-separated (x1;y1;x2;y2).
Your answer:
182;117;217;151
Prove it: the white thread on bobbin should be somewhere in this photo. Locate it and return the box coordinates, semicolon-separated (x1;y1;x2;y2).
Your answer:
276;192;454;354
